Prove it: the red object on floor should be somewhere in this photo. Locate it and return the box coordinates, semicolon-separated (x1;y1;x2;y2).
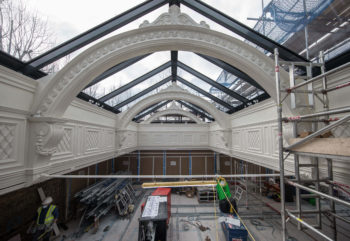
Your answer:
152;187;171;224
140;202;145;214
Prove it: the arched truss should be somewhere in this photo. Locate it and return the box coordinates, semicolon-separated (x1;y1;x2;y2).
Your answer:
31;6;290;118
143;107;205;124
118;83;229;129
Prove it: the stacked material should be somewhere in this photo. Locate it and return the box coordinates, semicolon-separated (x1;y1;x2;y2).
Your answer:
197;187;217;202
74;172;135;220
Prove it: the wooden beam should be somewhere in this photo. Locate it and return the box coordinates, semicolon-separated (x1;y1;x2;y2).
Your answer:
289;138;350;157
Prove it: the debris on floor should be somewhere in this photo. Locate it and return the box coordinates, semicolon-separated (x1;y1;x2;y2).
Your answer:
180;219;210;232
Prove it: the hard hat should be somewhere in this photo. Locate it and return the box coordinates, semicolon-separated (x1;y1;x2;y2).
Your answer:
42;196;53;205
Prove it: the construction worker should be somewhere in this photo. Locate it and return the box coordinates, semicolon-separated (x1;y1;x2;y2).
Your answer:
216;177;238;214
31;196;58;241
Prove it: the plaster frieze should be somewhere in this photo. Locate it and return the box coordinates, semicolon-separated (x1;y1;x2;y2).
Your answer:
118;83;229;129
29;117;65;156
143;101;204;124
140;5;210;29
32;8;290;118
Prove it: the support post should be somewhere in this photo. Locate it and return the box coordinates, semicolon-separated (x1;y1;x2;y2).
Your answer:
303;0;310;60
189;151;192;175
214;152;217;174
328;158;337;240
163;151;166;175
137;151;140;181
294;122;302;230
112;158;115;173
275;48;286;241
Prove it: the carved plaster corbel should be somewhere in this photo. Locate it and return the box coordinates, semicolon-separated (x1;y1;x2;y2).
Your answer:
217;131;228;148
117;130;128;149
30;117;65;156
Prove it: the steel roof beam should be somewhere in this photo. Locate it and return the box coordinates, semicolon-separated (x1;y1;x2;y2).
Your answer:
176;100;214;121
226;92;270;114
113;76;172;110
196;54;266;91
23;0;169;71
99;61;171;102
177;76;234;111
77;92;120;114
84;54;150;89
133;100;172;121
171;51;178;82
0;51;46;79
181;0;307;62
177;61;248;103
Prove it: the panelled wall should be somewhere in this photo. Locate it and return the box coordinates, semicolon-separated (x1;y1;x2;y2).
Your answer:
0;158;115;240
0;152;269;240
1;64;349;195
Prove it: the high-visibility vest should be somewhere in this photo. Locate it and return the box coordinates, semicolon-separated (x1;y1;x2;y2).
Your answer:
37;205;56;225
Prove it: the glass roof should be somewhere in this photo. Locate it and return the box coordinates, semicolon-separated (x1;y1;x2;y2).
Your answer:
1;0;349;120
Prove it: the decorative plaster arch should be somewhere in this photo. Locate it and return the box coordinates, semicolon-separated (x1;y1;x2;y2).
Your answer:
32;5;291;118
142;101;205;124
118;83;228;129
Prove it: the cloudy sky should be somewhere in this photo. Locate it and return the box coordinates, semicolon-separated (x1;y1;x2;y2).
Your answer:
23;0;270;110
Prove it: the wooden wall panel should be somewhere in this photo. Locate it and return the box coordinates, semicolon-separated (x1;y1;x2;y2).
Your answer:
207;156;215;175
130;156;138;175
88;165;96;185
70;167;88;195
181;157;189;175
166;157;180;175
220;155;232;174
192;156;205;175
98;161;108;175
115;156;130;172
140;157;153;175
154;157;163;175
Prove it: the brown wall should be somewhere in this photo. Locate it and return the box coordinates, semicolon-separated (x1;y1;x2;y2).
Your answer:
0;179;65;241
0;159;114;241
220;155;232;174
0;150;273;240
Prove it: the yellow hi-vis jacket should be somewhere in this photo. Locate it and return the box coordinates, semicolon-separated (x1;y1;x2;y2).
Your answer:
36;205;56;225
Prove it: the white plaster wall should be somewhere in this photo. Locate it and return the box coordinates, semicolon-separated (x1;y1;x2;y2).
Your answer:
138;124;209;149
0;59;349;195
63;99;116;128
0;67;35;193
0;66;38;113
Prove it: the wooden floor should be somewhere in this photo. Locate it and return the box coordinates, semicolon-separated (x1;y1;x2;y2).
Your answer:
59;187;350;241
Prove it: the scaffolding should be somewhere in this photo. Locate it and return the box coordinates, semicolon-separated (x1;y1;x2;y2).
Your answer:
274;48;350;241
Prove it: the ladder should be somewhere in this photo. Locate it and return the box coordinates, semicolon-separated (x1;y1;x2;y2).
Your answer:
274;49;350;241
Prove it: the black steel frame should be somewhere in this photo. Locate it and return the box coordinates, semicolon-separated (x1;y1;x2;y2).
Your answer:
133;100;172;121
99;61;171;102
22;0;169;72
177;61;248;103
113;76;172;110
196;54;265;91
171;51;178;82
177;76;234;111
85;54;150;89
5;0;347;117
176;100;215;121
181;0;307;62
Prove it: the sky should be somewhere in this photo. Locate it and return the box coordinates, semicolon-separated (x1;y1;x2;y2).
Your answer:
22;0;270;109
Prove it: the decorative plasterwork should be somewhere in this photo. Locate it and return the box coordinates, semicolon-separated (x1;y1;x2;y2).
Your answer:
142;105;204;124
119;83;228;129
30;117;65;156
0;124;15;160
140;5;209;29
32;20;290;118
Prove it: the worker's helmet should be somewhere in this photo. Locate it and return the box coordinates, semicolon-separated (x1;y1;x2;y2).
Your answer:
42;196;53;206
